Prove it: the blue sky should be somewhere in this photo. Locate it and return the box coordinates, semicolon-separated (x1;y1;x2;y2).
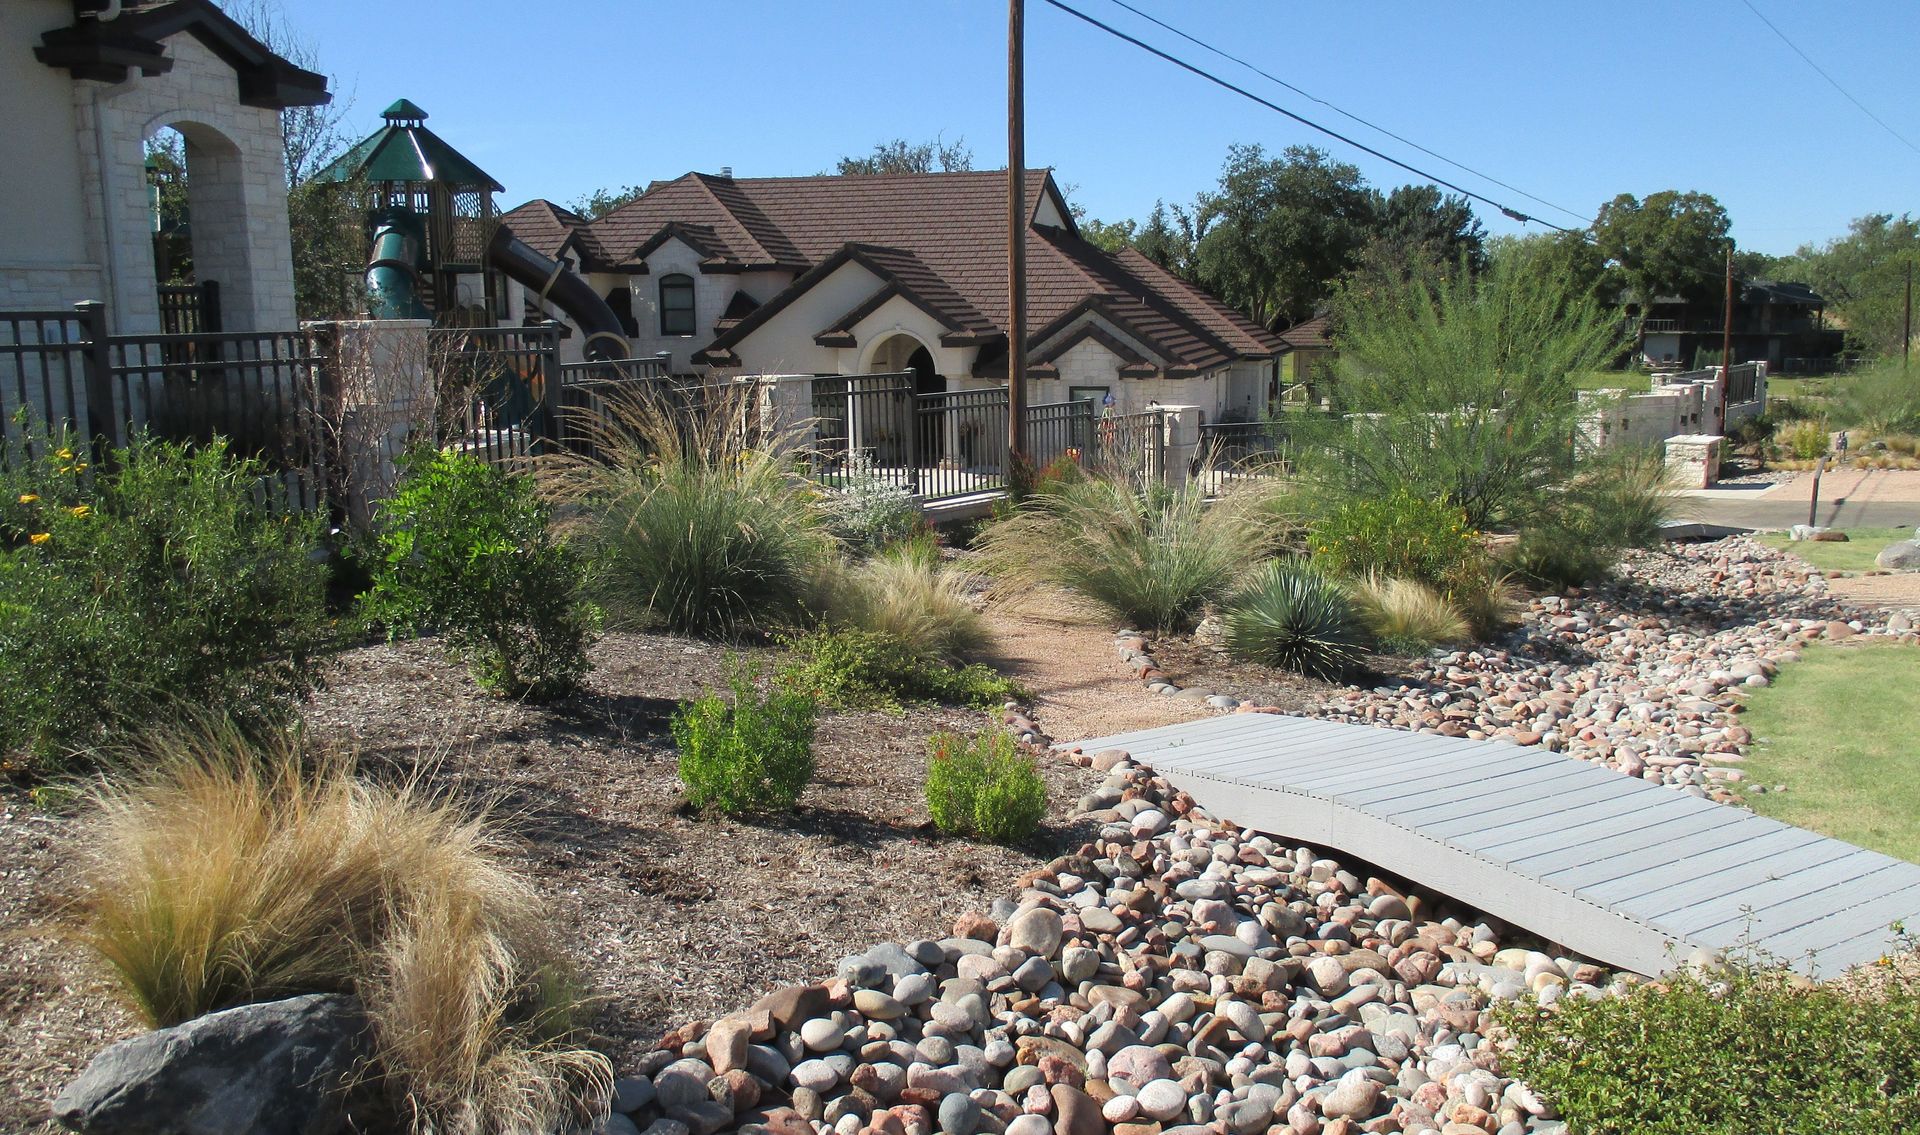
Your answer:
282;0;1919;256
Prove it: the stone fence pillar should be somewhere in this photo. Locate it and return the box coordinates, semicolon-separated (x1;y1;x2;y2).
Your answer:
1159;405;1201;490
315;318;431;526
1664;433;1723;490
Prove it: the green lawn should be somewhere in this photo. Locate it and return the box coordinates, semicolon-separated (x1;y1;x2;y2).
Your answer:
1739;642;1920;863
1571;370;1653;394
1756;527;1913;573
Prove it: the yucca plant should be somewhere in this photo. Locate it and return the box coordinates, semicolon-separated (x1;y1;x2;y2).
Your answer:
1351;574;1470;656
973;475;1276;632
1223;560;1371;679
549;381;838;638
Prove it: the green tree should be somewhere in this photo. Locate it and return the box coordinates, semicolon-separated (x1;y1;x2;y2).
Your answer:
1592;190;1732;308
834;136;973;175
1079;216;1137;254
1486;230;1614;311
1358;184;1487;279
1133;201;1195;273
1773;213;1920;356
570;185;646;219
1300;252;1624;529
1189;144;1375;328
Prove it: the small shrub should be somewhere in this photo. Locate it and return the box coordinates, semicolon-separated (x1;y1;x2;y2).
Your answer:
672;659;818;815
974;475;1275;632
782;628;1023;711
1223;560;1371;679
0;430;327;772
1831;359;1920;437
1503;448;1678;589
361;449;596;701
1495;951;1920;1134
823;452;924;552
1309;488;1482;589
76;721;609;1132
1785;419;1831;460
924;729;1048;844
807;542;987;661
1451;568;1524;639
1351;575;1469;655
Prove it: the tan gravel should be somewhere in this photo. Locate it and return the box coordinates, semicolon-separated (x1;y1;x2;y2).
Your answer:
980;594;1208;743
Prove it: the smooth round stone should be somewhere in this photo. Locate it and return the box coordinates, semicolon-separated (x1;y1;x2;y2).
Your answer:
791;1058;839;1093
801;1018;847;1051
917;1036;957;1065
1002;1064;1043;1096
937;1092;981;1135
1107;1045;1171;1086
1102;1094;1142;1123
1059;946;1100;984
854;989;906;1020
895;973;937;1006
1135;1079;1189;1122
1012;955;1054;992
1006;907;1065;959
1005;1114;1052;1135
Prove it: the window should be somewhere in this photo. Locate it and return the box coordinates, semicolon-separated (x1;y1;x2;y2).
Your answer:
1069;385;1111;410
659;274;695;336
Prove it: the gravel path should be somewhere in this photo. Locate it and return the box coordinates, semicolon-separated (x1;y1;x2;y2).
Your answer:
982;599;1208;743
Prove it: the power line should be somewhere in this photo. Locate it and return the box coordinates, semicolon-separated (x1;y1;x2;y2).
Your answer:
1037;0;1576;231
1098;0;1590;225
1740;0;1920;157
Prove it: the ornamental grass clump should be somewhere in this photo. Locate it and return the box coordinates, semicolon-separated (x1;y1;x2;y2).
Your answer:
1350;574;1470;656
806;538;988;661
1223;560;1371;679
1503;447;1680;589
672;659;818;815
974;475;1276;633
923;728;1048;844
74;721;609;1133
0;428;327;773
554;382;837;639
361;449;597;701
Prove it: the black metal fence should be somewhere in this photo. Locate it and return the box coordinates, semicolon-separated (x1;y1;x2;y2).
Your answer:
1090;409;1166;484
1197;419;1295;477
157;281;219;336
1;306;99;457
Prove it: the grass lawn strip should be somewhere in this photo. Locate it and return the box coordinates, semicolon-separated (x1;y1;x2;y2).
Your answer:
1756;526;1914;574
1739;641;1920;863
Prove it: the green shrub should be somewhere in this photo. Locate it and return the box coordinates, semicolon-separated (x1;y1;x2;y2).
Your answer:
781;628;1022;711
1451;568;1524;639
1223;560;1371;679
924;729;1048;844
0;431;326;771
1831;359;1920;437
1496;952;1920;1134
1785;419;1832;460
823;452;924;552
672;659;817;815
973;475;1275;632
1350;575;1469;655
1308;488;1482;589
1502;448;1678;588
806;541;987;661
360;450;596;701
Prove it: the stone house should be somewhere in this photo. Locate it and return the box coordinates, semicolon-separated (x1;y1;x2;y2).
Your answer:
1;0;327;332
500;170;1284;423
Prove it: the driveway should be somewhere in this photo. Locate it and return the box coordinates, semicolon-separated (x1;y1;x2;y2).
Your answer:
1678;469;1920;530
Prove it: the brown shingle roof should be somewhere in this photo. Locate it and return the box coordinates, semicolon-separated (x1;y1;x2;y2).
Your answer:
499;199;589;261
1277;314;1333;350
558;169;1280;375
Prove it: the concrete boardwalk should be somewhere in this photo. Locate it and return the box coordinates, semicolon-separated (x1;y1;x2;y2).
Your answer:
1068;713;1920;977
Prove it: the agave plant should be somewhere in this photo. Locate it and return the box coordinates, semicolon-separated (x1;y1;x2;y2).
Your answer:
1223;560;1371;679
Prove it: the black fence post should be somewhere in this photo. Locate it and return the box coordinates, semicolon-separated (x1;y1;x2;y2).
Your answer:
200;280;222;333
74;300;116;454
535;321;561;454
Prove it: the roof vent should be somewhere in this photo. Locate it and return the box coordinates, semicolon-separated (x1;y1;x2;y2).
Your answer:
719;166;733;178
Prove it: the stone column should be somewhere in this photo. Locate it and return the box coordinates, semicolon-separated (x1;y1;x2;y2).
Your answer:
1664;433;1723;490
1159;405;1201;490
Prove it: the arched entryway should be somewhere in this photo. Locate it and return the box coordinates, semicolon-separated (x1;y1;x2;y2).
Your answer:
140;118;259;333
867;333;949;467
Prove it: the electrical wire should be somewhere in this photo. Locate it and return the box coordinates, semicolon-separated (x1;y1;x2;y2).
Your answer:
1037;0;1574;231
1740;0;1920;157
1098;0;1590;224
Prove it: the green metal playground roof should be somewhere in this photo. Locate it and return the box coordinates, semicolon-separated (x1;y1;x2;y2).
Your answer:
315;99;504;192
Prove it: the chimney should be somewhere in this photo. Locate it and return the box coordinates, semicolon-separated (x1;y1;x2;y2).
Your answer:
719;166;733;178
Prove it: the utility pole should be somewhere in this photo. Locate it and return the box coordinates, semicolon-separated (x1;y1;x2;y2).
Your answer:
1006;0;1028;474
1719;244;1735;426
1904;258;1913;375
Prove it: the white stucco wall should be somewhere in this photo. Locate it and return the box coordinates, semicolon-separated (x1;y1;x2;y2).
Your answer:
728;262;885;376
7;21;298;332
1;2;105;312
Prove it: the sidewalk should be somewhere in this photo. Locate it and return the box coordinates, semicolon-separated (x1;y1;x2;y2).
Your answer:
1678;469;1920;530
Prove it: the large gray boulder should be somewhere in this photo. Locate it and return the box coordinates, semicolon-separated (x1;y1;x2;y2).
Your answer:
1876;539;1920;570
53;993;368;1135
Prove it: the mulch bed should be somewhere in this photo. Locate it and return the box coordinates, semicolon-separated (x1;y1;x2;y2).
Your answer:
1148;633;1423;710
0;631;1101;1130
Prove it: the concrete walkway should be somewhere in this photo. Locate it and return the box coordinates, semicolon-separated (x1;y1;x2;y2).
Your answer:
1680;469;1920;530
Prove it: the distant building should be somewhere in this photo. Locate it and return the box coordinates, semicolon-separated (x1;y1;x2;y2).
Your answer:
1635;280;1845;374
500;169;1284;423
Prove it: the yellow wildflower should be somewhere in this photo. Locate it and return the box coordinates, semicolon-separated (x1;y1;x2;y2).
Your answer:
16;493;37;504
28;533;50;545
69;505;90;518
54;448;73;461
